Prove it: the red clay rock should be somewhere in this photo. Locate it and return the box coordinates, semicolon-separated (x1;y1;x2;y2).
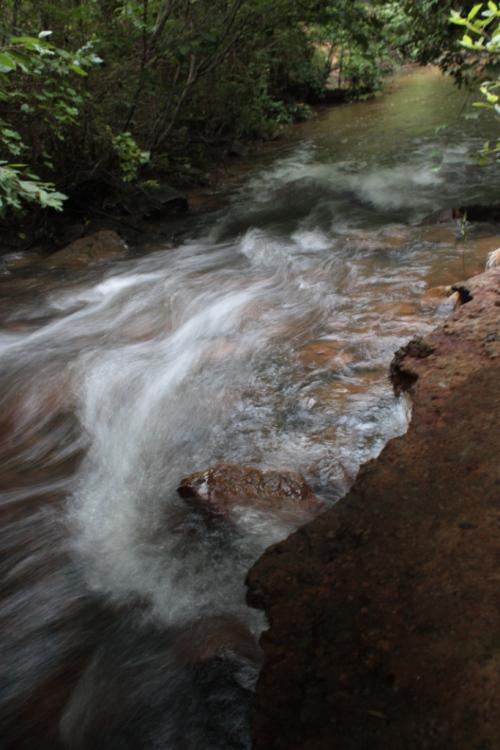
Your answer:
247;268;500;750
46;230;126;269
178;463;323;521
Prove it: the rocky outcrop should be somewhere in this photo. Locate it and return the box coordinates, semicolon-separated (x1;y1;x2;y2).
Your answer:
46;231;126;269
247;268;500;750
178;464;323;521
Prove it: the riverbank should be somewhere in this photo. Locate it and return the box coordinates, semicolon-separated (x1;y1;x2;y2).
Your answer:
247;265;500;750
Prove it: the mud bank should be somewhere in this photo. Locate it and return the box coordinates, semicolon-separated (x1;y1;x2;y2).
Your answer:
247;268;500;750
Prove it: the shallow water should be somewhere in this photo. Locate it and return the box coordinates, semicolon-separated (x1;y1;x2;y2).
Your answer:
0;67;499;749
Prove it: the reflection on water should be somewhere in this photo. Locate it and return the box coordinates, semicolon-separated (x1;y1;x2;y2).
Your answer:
0;67;499;749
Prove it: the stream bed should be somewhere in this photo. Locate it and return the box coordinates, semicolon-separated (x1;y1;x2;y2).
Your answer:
0;67;499;749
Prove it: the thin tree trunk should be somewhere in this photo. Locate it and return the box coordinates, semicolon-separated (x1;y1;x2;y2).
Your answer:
11;0;21;33
123;0;149;130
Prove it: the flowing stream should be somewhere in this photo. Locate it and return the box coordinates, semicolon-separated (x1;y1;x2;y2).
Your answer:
0;67;499;749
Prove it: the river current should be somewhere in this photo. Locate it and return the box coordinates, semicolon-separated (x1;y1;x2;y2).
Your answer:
0;67;499;749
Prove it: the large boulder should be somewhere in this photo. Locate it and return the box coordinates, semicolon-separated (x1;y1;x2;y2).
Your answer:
178;463;322;520
46;231;126;270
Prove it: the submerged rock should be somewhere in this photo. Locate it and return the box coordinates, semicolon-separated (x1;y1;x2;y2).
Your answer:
178;463;322;520
46;231;126;270
299;340;355;370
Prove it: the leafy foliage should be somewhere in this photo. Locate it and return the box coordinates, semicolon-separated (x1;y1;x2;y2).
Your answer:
0;161;66;214
310;2;413;98
2;0;493;225
450;2;500;162
111;131;151;182
0;30;101;214
0;0;337;219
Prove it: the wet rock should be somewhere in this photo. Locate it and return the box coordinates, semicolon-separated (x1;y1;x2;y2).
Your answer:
46;231;126;270
313;369;385;405
178;463;322;520
299;340;355;370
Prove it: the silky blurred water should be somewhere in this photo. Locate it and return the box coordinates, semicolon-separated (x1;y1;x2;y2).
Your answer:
0;67;498;749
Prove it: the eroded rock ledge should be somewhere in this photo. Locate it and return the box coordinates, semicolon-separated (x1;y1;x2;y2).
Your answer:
246;268;500;750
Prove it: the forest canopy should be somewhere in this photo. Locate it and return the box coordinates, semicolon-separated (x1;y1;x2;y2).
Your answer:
0;0;496;223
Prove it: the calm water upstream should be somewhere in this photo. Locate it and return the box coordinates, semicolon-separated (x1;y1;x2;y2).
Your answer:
0;67;499;749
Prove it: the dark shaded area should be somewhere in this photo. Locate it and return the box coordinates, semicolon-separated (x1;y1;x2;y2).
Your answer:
390;336;434;395
60;617;260;750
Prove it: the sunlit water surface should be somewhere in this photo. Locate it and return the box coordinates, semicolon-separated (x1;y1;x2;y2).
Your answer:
0;67;499;749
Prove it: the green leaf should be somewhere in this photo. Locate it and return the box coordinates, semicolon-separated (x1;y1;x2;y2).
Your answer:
2;128;21;139
0;52;16;71
11;36;41;45
461;34;475;47
69;63;87;76
449;12;467;25
468;3;483;20
8;51;32;71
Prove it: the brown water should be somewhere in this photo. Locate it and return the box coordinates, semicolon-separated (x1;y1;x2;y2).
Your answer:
0;67;499;750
